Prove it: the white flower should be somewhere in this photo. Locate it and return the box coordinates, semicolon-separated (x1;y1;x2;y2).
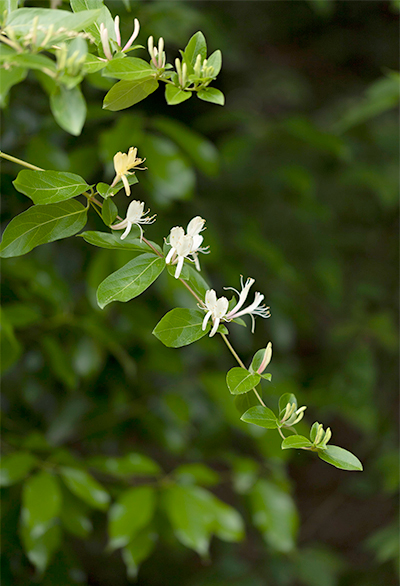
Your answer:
111;147;146;196
148;35;166;69
111;200;156;241
100;16;140;60
201;276;270;337
165;217;209;278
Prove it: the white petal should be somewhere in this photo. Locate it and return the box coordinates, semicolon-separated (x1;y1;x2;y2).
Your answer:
210;318;220;337
170;226;184;248
165;247;176;264
120;221;133;240
175;256;184;278
205;289;217;309
202;311;212;331
126;200;144;222
187;216;205;237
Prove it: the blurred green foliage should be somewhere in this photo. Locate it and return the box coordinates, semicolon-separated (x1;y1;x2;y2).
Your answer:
1;1;399;585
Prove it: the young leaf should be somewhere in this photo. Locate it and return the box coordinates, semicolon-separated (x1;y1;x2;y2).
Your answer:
101;198;118;226
104;57;154;81
0;200;88;258
197;88;225;106
165;85;192;106
182;32;207;69
310;421;321;442
279;393;298;414
122;529;157;580
108;486;156;550
97;253;165;309
206;50;222;76
79;231;162;254
103;79;158;111
22;471;62;537
50;84;87;136
226;367;261;395
240;406;278;429
59;466;110;510
318;446;363;471
0;452;37;487
152;308;209;348
13;170;89;204
281;435;313;450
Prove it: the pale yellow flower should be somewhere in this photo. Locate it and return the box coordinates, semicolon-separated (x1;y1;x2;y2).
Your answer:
111;147;146;196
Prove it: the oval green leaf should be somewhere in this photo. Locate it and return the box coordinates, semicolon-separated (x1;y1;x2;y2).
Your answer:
0;452;37;487
50;84;87;136
13;170;89;204
97;253;165;309
22;471;61;537
226;367;261;395
240;406;278;429
318;445;363;471
103;79;158;111
79;231;162;254
197;87;225;106
152;308;210;348
108;485;156;550
165;85;192;106
104;57;154;81
281;435;313;450
59;466;110;510
0;200;88;258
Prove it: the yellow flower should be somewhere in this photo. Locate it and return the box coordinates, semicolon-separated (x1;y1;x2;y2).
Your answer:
111;147;146;196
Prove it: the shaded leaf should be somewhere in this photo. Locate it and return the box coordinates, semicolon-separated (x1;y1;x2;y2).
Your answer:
122;529;157;580
50;84;87;136
59;466;110;510
22;471;61;537
0;452;37;487
108;485;156;550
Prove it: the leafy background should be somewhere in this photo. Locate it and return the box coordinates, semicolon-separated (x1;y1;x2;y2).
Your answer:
1;1;399;585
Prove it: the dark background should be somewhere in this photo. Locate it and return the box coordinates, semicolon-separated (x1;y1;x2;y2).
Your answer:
1;1;399;585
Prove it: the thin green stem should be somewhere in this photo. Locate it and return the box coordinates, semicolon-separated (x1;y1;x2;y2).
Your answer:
277;426;286;440
220;333;266;407
0;151;43;171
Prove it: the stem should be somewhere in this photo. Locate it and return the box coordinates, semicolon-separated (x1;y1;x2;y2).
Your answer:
0;151;43;171
220;333;266;407
277;426;286;440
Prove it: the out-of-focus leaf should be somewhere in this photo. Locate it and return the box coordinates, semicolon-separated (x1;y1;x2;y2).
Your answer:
0;311;21;373
88;453;161;477
296;545;344;586
41;335;77;390
6;8;102;38
210;495;245;542
103;79;158;111
13;170;89;204
59;466;110;510
70;0;115;47
59;485;92;539
318;446;363;471
108;485;156;550
250;479;299;553
20;523;61;575
0;200;88;258
152;116;219;176
50;85;87;136
97;253;165;308
153;308;210;348
3;303;41;328
0;452;37;487
22;471;61;537
366;522;400;564
122;529;157;580
173;463;220;486
0;66;27;107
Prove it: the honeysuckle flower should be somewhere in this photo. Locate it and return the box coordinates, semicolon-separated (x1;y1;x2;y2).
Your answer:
280;403;307;427
111;200;156;241
100;16;140;61
148;35;165;69
257;342;272;374
111;147;146;196
165;217;209;278
201;276;270;337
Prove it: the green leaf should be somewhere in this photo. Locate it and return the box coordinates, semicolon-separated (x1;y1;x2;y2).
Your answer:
206;50;222;76
97;253;165;309
281;435;313;449
152;308;209;348
122;529;157;580
0;311;21;373
151;116;219;176
84;53;108;74
13;170;89;204
101;198;118;226
182;32;207;69
70;0;115;47
318;446;363;471
59;466;110;510
41;335;77;390
250;479;299;553
0;66;27;108
88;453;161;477
249;348;272;379
234;390;260;416
165;85;192;106
104;57;154;81
0;452;37;486
197;88;225;106
0;199;87;258
162;484;214;556
108;486;156;550
173;463;220;487
20;523;61;575
4;53;57;74
310;421;321;442
22;472;61;537
0;0;18;14
59;485;92;539
226;367;261;395
6;8;102;38
210;495;245;543
79;230;162;254
50;84;87;136
103;79;158;111
241;406;278;429
279;393;298;414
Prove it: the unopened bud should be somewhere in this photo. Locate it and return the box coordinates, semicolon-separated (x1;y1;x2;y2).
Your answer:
257;342;272;374
314;424;324;445
194;53;202;77
292;406;307;426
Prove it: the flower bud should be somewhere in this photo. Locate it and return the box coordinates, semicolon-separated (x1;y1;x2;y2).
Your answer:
257;342;272;374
